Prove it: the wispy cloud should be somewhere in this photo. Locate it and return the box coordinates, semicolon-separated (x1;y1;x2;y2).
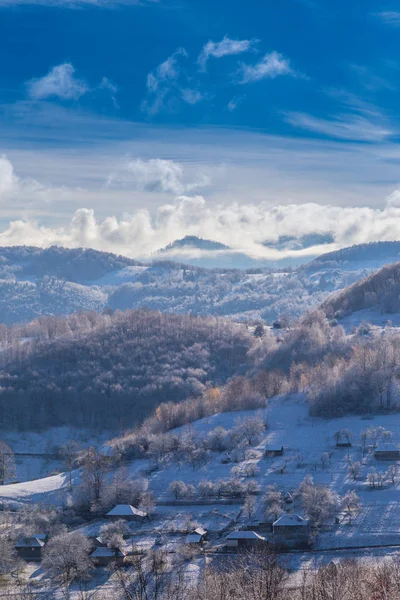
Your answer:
107;158;210;195
27;64;89;101
197;36;258;71
284;111;393;142
349;64;395;91
373;11;400;25
227;95;245;112
26;63;118;106
238;51;296;84
142;48;188;115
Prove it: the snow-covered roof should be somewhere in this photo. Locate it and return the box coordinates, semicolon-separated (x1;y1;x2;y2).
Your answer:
91;547;125;558
186;533;202;544
375;443;399;452
106;504;147;518
192;527;207;536
273;514;308;527
226;531;265;540
16;536;45;548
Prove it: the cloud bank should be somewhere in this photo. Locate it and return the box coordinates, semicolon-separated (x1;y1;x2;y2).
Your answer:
1;189;400;261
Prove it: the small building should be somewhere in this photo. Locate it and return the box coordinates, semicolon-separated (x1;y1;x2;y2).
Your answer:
91;546;126;567
106;504;147;521
374;443;400;460
186;527;208;545
273;514;310;547
15;534;47;561
265;446;284;457
225;531;267;549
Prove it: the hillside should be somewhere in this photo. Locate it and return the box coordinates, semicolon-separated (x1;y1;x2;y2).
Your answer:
0;242;400;325
0;309;252;431
321;261;400;320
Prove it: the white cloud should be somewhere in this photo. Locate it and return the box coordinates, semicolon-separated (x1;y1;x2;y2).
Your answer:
373;11;400;25
197;36;258;71
284;111;393;142
107;158;210;195
180;89;204;105
142;48;188;115
238;51;295;83
27;64;89;101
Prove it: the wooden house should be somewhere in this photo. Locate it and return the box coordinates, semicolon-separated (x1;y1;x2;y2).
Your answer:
15;534;47;561
186;527;208;545
90;547;126;567
265;446;284;457
273;514;310;547
374;443;400;460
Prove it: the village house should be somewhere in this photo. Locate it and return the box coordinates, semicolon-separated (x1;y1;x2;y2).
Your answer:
106;504;147;521
15;534;47;561
374;443;400;460
186;527;208;545
265;446;284;457
225;530;267;549
273;514;310;547
90;546;126;567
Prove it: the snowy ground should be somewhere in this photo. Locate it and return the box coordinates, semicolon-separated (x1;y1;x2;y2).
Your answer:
3;396;400;552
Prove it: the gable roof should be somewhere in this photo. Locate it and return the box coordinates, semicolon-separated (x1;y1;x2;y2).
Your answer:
186;533;203;543
273;514;308;527
16;536;46;548
91;547;125;558
106;504;147;518
226;531;265;540
375;443;399;453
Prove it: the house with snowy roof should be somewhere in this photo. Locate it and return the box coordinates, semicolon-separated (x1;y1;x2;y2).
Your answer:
273;514;310;547
90;546;126;567
374;443;400;460
15;534;47;561
186;527;208;545
225;530;267;549
106;504;147;521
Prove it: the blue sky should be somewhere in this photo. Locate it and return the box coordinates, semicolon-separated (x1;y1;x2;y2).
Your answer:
2;0;400;258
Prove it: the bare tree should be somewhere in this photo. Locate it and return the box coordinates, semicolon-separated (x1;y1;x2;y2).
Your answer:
81;447;110;503
60;440;80;490
168;480;187;500
0;441;16;485
243;495;256;519
347;461;361;481
342;491;360;525
42;532;93;596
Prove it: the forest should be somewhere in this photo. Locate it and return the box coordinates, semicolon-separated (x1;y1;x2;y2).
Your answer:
0;309;252;430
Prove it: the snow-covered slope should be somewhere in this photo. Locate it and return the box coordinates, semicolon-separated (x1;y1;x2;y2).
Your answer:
4;395;400;551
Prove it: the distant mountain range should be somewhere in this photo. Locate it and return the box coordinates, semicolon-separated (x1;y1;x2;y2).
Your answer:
0;241;400;325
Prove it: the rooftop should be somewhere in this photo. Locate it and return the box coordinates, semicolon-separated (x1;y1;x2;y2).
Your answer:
91;547;125;558
273;514;308;527
226;531;266;540
106;504;147;518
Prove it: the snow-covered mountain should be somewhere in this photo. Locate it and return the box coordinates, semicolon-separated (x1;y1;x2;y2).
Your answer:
1;242;400;325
